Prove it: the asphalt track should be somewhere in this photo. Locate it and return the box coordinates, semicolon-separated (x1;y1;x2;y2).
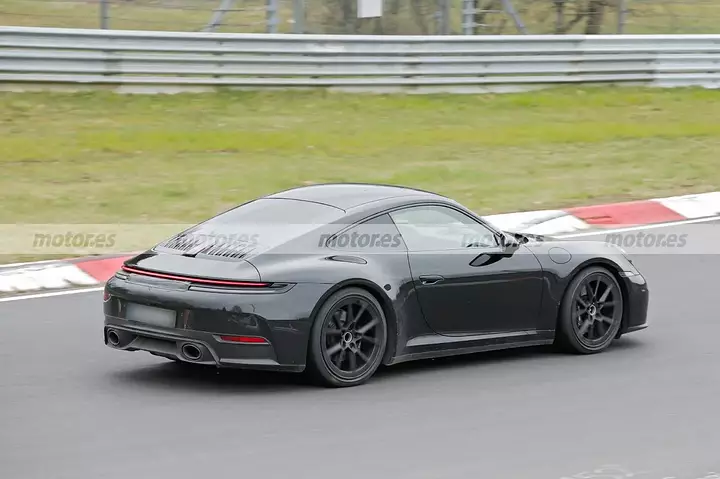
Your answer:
2;220;720;479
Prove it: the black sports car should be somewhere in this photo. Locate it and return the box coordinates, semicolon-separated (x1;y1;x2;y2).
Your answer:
103;184;649;387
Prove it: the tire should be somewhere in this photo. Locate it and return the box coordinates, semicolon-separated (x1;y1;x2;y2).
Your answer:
556;266;624;354
307;287;388;388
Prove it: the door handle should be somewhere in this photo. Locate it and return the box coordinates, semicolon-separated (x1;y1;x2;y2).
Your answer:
419;275;444;285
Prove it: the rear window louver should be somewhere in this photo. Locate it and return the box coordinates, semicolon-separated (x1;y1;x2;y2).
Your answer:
160;234;206;253
158;233;255;259
194;242;254;259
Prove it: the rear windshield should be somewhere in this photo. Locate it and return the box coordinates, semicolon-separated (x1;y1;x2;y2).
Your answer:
205;198;342;227
161;198;344;253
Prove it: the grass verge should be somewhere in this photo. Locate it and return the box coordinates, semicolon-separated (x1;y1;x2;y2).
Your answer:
1;86;719;262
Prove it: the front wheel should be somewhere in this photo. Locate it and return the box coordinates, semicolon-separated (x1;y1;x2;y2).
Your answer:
556;266;624;354
307;287;387;388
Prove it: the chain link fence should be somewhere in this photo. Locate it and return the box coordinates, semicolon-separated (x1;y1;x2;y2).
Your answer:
1;0;719;34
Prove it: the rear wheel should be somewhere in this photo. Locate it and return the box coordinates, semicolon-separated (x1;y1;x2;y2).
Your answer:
307;287;387;388
556;266;624;354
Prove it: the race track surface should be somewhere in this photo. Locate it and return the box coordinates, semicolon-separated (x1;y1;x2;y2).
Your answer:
2;221;719;479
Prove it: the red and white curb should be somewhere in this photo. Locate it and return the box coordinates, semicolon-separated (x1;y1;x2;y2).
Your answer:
0;256;131;295
1;191;718;298
487;191;720;235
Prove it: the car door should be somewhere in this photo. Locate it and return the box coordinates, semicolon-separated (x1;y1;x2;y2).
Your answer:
388;204;544;337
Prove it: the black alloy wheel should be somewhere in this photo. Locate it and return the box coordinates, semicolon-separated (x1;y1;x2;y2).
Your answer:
308;287;387;387
557;266;624;354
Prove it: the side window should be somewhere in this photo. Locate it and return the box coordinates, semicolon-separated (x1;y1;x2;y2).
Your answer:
389;206;499;252
326;214;407;253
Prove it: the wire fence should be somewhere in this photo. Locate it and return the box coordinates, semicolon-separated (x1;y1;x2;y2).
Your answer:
1;0;719;35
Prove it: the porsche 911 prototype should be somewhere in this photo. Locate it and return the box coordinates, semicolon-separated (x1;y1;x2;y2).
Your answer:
103;184;649;387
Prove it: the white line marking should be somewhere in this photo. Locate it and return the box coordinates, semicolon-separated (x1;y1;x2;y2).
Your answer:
0;287;104;303
0;259;61;269
556;215;720;239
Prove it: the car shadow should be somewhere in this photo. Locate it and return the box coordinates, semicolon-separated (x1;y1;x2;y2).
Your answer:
108;337;644;393
109;360;316;394
374;336;644;381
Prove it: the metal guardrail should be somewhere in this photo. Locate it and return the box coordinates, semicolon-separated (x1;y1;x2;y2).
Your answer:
1;27;720;93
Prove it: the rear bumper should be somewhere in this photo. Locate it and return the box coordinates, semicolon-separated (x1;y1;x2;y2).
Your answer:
104;319;305;372
103;274;332;372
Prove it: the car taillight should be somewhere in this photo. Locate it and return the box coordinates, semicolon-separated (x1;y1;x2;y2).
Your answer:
103;289;111;302
120;265;271;288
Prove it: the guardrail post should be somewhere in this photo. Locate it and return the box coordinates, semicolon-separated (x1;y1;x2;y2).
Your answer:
266;0;279;33
617;0;627;33
293;0;305;34
99;0;109;29
437;0;450;35
461;0;474;35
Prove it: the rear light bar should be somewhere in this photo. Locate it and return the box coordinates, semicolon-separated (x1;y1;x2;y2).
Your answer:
121;265;270;288
216;335;269;345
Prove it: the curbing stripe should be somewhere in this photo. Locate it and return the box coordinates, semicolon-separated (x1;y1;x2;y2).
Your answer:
0;264;98;294
653;192;720;219
565;200;686;226
75;256;132;283
484;210;591;236
0;287;105;303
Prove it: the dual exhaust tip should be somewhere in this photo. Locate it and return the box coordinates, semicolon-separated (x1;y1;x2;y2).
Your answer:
107;329;121;346
107;328;203;362
180;343;203;361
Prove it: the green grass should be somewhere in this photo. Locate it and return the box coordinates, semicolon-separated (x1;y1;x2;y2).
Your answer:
1;86;719;262
2;86;719;220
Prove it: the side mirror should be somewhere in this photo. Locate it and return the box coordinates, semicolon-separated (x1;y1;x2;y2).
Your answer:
469;233;519;267
499;233;521;254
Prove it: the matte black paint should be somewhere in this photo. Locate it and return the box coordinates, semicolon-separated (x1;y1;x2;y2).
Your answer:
103;184;649;373
407;245;544;336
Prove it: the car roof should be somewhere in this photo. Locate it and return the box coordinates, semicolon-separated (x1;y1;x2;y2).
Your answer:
265;183;446;210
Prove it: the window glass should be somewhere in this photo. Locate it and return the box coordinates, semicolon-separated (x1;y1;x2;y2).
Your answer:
326;214;407;253
389;206;499;252
160;198;345;253
205;198;342;226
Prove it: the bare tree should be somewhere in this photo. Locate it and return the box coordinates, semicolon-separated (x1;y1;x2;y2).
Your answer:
551;0;613;34
584;0;607;34
409;0;431;34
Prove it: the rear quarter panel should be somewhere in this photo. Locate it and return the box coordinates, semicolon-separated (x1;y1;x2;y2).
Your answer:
247;251;432;363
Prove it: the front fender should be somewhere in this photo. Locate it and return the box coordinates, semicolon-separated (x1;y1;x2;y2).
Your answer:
525;240;644;332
